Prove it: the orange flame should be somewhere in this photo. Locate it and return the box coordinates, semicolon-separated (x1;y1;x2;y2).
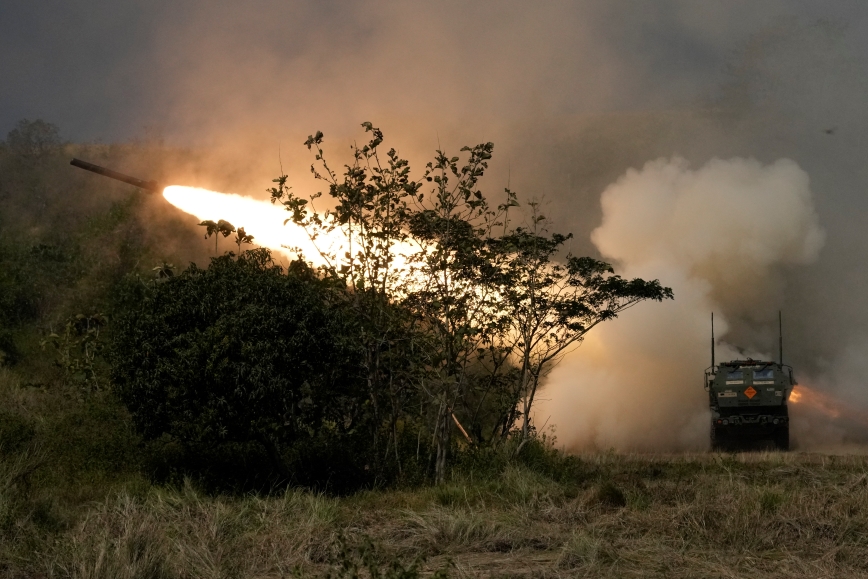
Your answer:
161;185;420;273
789;384;841;419
162;185;344;266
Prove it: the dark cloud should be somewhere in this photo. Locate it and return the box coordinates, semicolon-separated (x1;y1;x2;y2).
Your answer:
5;1;864;141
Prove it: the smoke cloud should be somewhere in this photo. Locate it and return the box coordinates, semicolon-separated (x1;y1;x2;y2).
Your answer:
536;157;825;451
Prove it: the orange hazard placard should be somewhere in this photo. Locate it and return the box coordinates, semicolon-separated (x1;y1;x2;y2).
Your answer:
744;386;757;399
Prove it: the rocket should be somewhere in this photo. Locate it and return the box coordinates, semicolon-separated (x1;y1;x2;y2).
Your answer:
70;158;161;192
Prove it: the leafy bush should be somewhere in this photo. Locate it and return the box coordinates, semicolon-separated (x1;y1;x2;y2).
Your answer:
111;249;374;492
452;435;585;485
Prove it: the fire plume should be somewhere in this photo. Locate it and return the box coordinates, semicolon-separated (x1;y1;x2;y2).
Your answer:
161;185;420;276
162;185;341;265
789;384;842;419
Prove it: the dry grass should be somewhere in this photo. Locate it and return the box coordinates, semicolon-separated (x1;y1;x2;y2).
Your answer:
44;487;342;579
5;371;868;577
2;452;867;578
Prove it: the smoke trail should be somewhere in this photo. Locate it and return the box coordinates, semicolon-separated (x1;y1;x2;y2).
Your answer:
535;157;824;451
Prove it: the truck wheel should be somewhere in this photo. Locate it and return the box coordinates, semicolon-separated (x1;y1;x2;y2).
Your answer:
711;425;726;451
774;427;790;451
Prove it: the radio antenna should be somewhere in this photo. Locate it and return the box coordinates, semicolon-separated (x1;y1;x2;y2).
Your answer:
711;312;715;367
779;311;783;365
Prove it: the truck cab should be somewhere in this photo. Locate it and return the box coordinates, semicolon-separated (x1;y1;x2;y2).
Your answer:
705;359;795;450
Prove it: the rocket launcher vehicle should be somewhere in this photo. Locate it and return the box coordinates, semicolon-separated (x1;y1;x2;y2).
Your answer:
70;158;161;192
704;312;794;451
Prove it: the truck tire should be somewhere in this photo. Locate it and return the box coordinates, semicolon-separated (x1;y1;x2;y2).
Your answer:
774;426;790;451
711;425;726;451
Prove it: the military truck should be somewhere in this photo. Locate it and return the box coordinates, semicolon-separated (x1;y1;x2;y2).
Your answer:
704;313;796;451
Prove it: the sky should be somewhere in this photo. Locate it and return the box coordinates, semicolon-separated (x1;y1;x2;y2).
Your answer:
5;1;866;242
3;1;865;142
5;0;868;448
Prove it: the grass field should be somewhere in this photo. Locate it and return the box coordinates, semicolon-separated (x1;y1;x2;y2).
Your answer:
6;434;868;578
3;364;868;578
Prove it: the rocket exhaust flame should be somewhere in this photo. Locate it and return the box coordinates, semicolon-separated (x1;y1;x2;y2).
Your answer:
68;158;349;266
789;384;843;420
792;381;868;433
787;383;868;448
162;185;336;263
161;185;421;274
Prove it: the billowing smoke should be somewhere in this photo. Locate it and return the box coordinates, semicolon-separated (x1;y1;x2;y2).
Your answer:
535;157;825;451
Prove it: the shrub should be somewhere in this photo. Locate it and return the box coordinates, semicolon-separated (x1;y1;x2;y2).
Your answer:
110;249;372;492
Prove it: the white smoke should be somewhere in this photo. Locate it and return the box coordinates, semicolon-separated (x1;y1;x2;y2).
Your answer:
536;157;825;451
